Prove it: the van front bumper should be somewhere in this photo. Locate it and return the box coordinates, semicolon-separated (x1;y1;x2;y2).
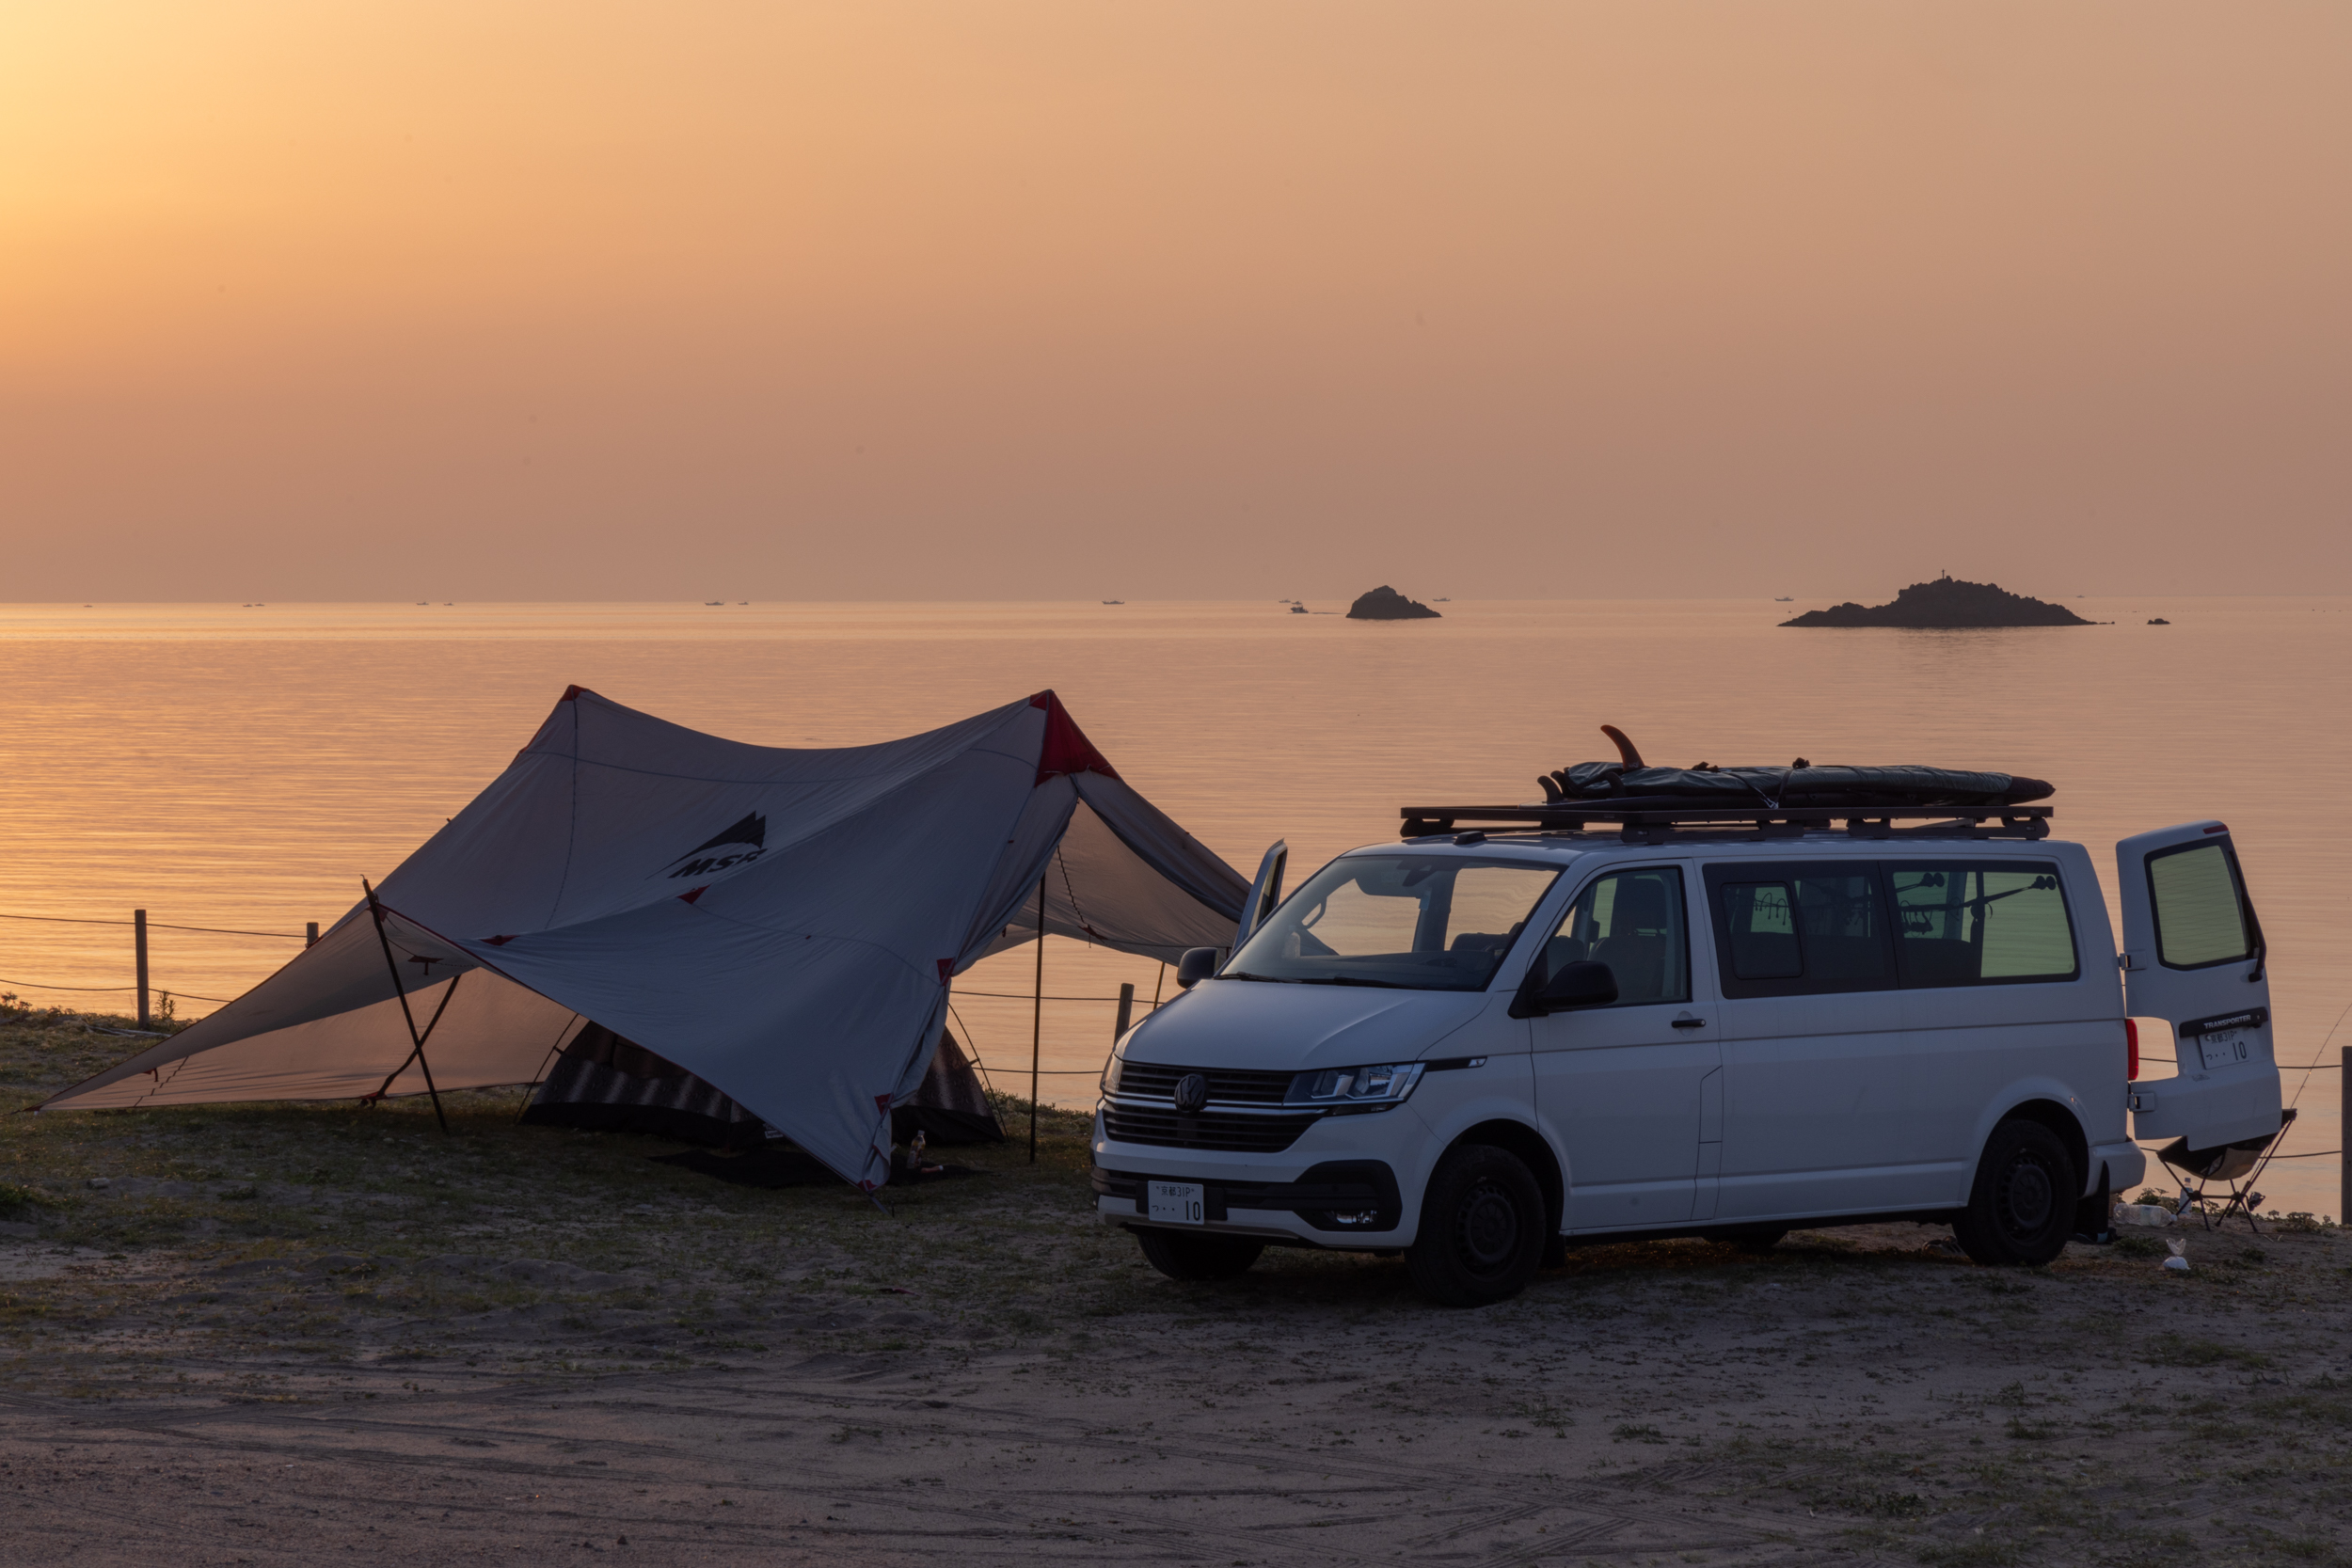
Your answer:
1091;1161;1402;1240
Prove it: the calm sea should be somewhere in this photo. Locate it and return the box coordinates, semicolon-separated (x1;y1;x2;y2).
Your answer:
4;598;2346;1213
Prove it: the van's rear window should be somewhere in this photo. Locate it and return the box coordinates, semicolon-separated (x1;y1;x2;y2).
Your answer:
2146;842;2253;970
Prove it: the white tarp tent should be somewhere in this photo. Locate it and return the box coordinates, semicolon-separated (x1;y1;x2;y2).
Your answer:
41;688;1249;1188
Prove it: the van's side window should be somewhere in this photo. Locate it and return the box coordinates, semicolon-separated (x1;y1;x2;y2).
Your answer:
1795;875;1895;983
1887;862;2078;986
1544;867;1690;1006
1705;863;1896;998
1720;883;1799;978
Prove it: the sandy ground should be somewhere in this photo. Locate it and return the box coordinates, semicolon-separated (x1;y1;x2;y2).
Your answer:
5;1016;2349;1565
5;1217;2350;1567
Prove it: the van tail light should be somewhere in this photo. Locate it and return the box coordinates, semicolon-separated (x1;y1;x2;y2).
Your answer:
2125;1018;2140;1081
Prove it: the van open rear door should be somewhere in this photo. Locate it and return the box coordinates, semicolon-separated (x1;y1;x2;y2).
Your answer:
2117;821;2281;1152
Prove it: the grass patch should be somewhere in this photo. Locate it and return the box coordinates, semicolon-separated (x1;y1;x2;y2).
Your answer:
0;1006;1125;1390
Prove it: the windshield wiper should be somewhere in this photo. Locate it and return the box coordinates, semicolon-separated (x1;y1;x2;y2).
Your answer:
1223;971;1422;990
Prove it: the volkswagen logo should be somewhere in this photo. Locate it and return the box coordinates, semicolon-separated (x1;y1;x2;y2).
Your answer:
1172;1072;1209;1114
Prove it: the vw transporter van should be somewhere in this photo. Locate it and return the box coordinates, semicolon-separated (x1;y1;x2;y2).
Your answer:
1090;774;2280;1307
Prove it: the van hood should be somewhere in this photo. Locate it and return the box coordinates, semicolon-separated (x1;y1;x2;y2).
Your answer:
1120;979;1497;1071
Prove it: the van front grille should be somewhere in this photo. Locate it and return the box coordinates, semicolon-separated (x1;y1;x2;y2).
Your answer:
1100;1102;1321;1153
1115;1063;1295;1105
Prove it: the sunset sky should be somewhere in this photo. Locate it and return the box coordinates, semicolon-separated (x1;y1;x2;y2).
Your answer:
3;2;2347;603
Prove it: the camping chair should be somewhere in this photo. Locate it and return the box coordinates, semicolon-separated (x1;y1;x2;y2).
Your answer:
2156;1107;2296;1233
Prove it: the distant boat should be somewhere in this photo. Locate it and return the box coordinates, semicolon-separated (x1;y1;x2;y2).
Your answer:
1774;596;1792;602
1434;597;1450;602
705;601;723;606
2147;617;2170;626
1289;605;1309;614
1102;599;1123;605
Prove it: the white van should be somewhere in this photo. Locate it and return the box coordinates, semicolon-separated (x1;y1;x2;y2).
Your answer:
1090;814;2279;1306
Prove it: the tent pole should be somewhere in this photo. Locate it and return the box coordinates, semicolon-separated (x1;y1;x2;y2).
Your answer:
364;879;451;1135
1029;892;1045;1164
516;1015;584;1124
363;971;464;1104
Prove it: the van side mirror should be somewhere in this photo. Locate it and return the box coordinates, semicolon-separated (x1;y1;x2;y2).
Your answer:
1176;947;1221;990
1510;958;1617;1018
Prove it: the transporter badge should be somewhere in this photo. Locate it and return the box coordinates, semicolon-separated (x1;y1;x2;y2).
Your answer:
1172;1073;1208;1113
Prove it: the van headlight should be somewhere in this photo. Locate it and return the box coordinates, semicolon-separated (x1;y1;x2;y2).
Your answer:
1286;1062;1425;1107
1101;1048;1125;1098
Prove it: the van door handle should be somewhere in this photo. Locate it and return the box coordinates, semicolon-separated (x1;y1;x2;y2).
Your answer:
1670;1016;1707;1030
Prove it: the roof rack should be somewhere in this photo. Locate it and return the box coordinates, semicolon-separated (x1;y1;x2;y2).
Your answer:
1399;802;2054;846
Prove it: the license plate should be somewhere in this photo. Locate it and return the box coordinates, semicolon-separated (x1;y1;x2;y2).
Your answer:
1148;1181;1205;1225
2198;1029;2249;1070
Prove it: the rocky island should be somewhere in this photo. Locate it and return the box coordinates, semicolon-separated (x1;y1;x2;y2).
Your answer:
1346;585;1442;620
1781;575;2091;628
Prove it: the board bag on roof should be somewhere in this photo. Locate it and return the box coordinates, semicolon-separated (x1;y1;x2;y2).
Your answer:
1536;762;2052;813
1534;728;2052;813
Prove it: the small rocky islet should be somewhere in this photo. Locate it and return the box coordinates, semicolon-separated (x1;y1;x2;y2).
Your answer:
1345;585;1442;620
1780;575;2092;628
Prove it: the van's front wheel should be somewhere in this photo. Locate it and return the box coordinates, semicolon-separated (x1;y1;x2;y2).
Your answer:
1134;1227;1265;1281
1407;1145;1546;1307
1951;1119;2078;1267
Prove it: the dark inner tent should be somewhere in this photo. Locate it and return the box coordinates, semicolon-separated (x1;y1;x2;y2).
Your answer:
522;1022;1003;1149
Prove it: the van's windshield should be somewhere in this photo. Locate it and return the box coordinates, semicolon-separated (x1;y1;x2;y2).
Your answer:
1225;854;1562;991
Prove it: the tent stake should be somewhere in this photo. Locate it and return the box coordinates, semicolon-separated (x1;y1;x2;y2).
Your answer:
1029;894;1044;1164
363;879;450;1135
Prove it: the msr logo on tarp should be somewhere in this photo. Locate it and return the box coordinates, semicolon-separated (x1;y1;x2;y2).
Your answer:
659;812;768;879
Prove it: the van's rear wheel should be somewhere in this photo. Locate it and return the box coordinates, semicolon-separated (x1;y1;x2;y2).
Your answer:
1951;1119;2077;1267
1134;1227;1264;1281
1407;1145;1546;1307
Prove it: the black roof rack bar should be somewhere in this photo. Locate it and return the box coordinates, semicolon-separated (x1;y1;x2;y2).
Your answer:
1399;802;2054;844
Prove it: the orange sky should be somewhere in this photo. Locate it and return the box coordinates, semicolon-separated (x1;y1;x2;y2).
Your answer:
3;2;2347;603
